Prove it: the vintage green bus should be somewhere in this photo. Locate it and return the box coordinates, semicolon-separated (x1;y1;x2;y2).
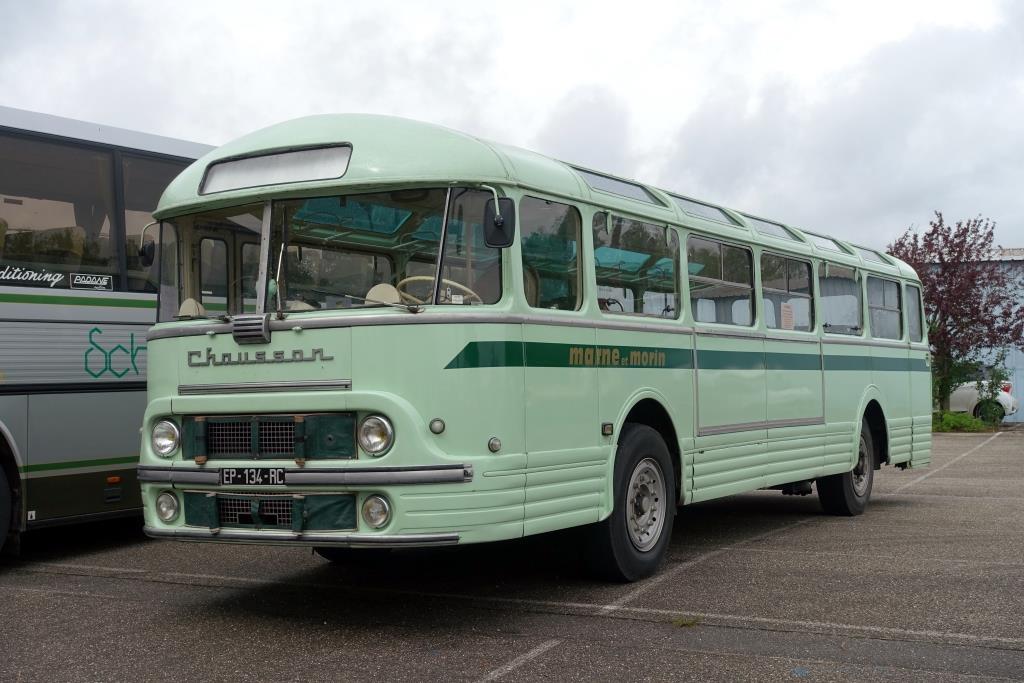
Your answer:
138;114;930;581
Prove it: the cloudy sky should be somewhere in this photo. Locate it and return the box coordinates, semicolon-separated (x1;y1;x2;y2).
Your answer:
2;0;1022;248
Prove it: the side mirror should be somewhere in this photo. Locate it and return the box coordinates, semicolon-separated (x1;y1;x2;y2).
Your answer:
483;198;516;248
138;222;159;267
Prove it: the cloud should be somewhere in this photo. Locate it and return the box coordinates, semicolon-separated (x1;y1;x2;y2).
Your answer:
531;85;633;175
657;17;1024;247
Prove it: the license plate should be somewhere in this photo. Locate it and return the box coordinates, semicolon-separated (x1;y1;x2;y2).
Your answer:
220;467;286;486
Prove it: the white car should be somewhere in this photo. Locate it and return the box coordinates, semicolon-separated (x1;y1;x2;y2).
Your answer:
949;381;1019;422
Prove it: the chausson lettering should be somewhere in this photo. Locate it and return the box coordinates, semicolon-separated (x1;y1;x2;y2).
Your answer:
187;347;334;367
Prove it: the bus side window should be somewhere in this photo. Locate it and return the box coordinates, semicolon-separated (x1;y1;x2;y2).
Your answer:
818;263;862;334
686;235;753;326
593;214;679;318
520;196;582;310
761;253;813;332
868;276;902;340
906;284;924;342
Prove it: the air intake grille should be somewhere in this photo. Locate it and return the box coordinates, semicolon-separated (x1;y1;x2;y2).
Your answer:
218;495;292;528
207;421;253;456
259;420;295;454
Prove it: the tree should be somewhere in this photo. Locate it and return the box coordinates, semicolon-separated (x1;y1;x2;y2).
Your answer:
887;212;1024;410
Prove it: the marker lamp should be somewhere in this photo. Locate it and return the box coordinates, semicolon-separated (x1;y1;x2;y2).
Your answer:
151;420;180;457
358;415;394;456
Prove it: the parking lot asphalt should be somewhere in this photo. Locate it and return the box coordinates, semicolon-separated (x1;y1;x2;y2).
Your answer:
2;432;1023;682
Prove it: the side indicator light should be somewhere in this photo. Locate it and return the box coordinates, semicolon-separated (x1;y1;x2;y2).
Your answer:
106;476;122;485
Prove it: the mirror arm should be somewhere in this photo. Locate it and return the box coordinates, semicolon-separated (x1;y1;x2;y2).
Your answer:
480;184;503;226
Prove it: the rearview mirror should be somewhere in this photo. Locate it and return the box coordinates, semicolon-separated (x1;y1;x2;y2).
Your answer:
138;221;159;267
483;198;516;249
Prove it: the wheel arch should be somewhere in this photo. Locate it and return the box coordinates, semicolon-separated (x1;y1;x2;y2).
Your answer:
857;391;889;467
0;418;25;536
616;392;683;505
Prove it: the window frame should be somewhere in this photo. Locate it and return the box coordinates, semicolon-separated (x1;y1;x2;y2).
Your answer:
817;261;864;336
519;194;584;312
685;233;756;327
867;275;903;340
592;212;680;319
759;251;815;333
905;283;924;343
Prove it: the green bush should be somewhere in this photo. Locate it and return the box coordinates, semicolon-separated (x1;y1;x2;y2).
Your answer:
932;411;991;432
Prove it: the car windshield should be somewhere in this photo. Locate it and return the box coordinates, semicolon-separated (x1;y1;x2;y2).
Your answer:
157;188;503;321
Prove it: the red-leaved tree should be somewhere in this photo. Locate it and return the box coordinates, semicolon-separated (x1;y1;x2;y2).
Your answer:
888;212;1024;410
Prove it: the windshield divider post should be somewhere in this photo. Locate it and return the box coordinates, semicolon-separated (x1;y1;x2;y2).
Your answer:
431;186;454;305
256;200;272;314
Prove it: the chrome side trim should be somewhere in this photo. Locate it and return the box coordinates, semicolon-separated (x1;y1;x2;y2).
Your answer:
138;463;473;486
147;312;695;341
762;333;820;345
822;336;910;349
177;379;352;395
694;327;765;340
698;416;825;437
144;526;460;547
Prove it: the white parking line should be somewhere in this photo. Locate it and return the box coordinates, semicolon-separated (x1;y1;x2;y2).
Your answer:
892;432;1002;494
475;639;561;682
598;518;813;615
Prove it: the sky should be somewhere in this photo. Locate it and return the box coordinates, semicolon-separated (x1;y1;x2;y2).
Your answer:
2;0;1022;249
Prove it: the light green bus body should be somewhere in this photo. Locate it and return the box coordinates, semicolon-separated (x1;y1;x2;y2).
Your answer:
139;115;931;551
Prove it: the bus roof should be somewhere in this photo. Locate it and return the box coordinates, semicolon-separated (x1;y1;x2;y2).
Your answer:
0;105;213;161
154;113;919;280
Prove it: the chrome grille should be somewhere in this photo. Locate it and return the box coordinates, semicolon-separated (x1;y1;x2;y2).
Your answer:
207;421;250;455
218;495;292;527
259;420;295;454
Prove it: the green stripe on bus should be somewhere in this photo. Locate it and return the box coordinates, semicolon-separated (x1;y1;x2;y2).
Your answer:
20;455;139;473
0;292;156;309
448;342;929;372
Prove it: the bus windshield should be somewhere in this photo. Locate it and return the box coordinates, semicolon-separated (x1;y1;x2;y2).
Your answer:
158;187;502;321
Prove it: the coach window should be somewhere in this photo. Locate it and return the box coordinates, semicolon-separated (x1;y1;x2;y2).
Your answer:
761;253;813;331
906;284;923;342
593;213;679;318
818;263;862;335
868;276;902;340
687;236;753;326
520;196;582;310
123;155;189;292
0;134;117;290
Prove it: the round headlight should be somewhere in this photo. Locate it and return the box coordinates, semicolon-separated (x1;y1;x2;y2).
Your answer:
361;494;391;529
155;491;179;522
151;420;180;457
358;415;394;456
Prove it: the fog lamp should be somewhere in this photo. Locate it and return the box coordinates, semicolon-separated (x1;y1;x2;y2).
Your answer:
155;491;179;522
362;494;391;529
358;415;394;456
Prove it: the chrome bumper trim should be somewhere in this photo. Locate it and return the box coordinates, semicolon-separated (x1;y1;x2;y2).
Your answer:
178;379;352;395
144;525;459;547
138;463;473;486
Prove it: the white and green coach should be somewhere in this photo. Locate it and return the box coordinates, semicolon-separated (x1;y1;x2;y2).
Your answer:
138;114;930;581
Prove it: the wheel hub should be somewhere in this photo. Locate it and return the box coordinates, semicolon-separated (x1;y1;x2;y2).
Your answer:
626;458;667;552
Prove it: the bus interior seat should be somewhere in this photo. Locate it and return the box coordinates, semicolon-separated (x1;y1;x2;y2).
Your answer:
178;298;207;318
285;299;317;311
523;266;539;307
34;226;86;266
366;282;401;304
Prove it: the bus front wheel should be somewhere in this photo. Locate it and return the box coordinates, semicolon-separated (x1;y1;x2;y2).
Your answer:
586;423;675;582
0;466;11;550
817;420;875;516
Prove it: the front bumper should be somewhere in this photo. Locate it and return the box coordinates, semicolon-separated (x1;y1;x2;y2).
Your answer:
143;525;459;547
138;463;473;486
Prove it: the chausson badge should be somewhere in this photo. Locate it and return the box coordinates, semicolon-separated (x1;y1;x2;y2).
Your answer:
187;347;334;367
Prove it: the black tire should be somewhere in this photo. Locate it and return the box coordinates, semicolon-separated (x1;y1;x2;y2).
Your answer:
974;401;1005;424
585;423;675;582
314;546;393;564
817;419;875;516
0;466;11;549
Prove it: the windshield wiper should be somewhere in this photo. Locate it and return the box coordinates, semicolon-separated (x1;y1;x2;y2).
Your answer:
344;292;422;314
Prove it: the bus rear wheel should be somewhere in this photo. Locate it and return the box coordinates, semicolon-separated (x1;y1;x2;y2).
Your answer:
817;419;875;516
0;466;11;550
586;423;675;582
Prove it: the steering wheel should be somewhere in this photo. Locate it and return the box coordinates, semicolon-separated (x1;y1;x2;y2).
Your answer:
394;276;483;305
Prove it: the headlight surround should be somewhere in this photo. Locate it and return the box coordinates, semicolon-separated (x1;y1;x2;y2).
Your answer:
155;491;179;522
151;420;180;457
358;415;394;456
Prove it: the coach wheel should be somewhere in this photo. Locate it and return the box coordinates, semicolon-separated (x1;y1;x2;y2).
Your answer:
0;467;11;550
585;423;675;582
817;419;875;516
974;401;1004;424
